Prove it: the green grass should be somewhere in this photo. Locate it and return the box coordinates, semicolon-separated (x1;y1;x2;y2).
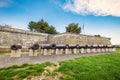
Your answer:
0;62;53;80
0;51;10;55
56;53;120;80
116;47;120;53
55;47;120;80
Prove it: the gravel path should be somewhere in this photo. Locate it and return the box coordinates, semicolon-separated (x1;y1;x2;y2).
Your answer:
0;52;112;68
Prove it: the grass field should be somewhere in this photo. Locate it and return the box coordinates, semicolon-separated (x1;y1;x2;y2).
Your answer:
56;53;120;80
0;47;120;80
55;47;120;80
0;62;53;80
116;47;120;53
0;51;10;55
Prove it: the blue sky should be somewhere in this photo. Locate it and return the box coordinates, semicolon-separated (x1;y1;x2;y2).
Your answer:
0;0;120;44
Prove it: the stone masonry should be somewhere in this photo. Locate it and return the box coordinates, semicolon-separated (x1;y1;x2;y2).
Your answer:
49;33;111;45
0;26;48;48
0;26;111;51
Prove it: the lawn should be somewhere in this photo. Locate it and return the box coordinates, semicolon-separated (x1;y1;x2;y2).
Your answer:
116;47;120;53
55;47;120;80
0;51;10;55
0;62;53;80
56;53;120;80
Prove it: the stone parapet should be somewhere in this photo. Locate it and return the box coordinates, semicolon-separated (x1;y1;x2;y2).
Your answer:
0;26;48;47
0;26;48;36
49;33;111;45
0;26;112;52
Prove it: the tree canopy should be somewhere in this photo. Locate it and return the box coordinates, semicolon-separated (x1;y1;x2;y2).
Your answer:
94;34;101;37
66;23;81;34
28;19;57;34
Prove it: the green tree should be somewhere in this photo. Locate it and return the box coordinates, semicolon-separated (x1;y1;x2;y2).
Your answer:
28;19;57;34
28;21;37;32
46;25;57;34
94;34;101;37
66;23;81;34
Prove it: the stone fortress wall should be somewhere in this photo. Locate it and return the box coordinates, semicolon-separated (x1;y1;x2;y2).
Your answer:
0;26;48;48
49;33;111;45
0;26;111;51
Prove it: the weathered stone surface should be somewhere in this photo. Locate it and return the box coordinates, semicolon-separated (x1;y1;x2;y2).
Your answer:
49;33;111;45
0;26;48;47
0;26;111;52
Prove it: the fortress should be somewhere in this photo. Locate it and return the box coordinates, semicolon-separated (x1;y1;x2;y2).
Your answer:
0;26;111;51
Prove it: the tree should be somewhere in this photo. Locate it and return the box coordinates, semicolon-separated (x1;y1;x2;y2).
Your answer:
94;34;101;37
66;23;81;34
28;19;57;34
46;25;57;34
28;21;37;32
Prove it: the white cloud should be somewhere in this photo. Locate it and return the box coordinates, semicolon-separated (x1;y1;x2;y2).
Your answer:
0;0;13;7
63;0;120;17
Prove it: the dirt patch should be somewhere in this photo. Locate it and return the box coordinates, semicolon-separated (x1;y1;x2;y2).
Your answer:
29;63;62;80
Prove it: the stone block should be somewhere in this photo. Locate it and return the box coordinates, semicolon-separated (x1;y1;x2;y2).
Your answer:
97;48;101;53
65;49;72;54
92;48;97;53
86;48;91;53
55;49;63;55
101;48;105;52
81;48;86;53
73;48;79;54
105;48;109;52
43;49;52;55
10;50;21;57
29;49;37;56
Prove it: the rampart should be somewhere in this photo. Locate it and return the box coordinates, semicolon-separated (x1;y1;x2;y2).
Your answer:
0;26;48;48
0;26;111;51
49;33;111;45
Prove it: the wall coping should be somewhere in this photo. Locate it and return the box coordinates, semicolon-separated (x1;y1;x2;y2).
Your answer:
0;26;111;39
0;26;48;36
53;33;111;39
